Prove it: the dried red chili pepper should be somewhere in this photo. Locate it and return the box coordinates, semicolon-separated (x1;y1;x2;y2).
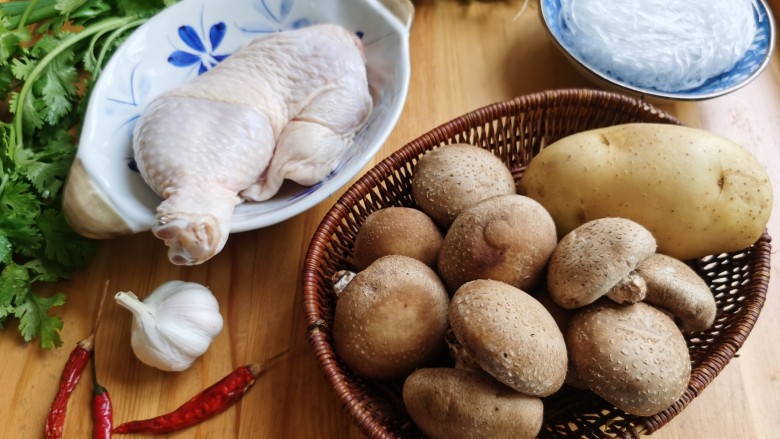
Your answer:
92;351;113;439
47;281;111;438
45;334;95;439
112;364;259;434
113;351;286;435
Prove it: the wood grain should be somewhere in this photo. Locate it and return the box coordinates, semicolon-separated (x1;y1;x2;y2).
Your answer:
1;1;778;438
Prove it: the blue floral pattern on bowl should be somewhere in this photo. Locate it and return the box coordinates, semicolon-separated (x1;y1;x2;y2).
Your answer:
168;22;230;74
540;0;776;100
239;0;312;32
76;0;411;234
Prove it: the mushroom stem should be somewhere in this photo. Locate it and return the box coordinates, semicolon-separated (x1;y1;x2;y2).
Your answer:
606;272;647;304
445;328;481;371
331;270;356;297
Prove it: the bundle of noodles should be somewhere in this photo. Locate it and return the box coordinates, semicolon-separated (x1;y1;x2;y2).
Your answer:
558;0;758;92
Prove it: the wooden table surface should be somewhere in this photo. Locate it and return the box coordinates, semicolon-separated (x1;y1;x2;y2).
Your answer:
1;1;779;438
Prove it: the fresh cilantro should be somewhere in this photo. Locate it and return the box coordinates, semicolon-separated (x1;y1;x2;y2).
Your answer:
55;0;90;15
38;208;96;271
0;235;12;264
0;0;177;348
15;289;66;348
10;55;36;80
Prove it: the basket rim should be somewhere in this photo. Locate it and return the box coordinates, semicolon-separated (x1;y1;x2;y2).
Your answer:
301;88;773;438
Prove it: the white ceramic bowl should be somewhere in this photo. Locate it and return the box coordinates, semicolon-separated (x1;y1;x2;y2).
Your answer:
64;0;412;237
539;0;776;101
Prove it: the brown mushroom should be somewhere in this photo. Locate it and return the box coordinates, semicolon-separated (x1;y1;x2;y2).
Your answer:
547;217;656;309
437;194;558;293
352;207;443;270
403;368;543;439
567;300;691;416
448;279;568;397
412;143;516;228
332;255;449;381
636;253;717;332
533;292;588;389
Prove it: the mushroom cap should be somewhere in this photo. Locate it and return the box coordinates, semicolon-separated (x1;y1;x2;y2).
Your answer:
533;293;589;389
352;207;443;270
567;301;691;416
412;143;516;228
636;253;717;332
547;217;657;309
403;368;543;439
437;194;558;293
332;255;450;381
448;279;568;397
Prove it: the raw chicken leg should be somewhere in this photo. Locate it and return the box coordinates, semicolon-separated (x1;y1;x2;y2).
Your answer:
241;66;373;201
133;24;372;265
134;97;275;265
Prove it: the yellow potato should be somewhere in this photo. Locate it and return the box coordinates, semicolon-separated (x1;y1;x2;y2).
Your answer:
518;123;772;260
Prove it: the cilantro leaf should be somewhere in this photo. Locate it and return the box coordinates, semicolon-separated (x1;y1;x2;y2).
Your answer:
0;263;31;305
16;151;66;196
41;65;79;125
29;34;80;127
10;56;36;81
37;208;96;271
14;148;61;196
0;67;16;96
118;0;177;18
0;177;39;223
8;89;47;132
0;235;70;350
0;27;29;66
0;215;40;258
14;130;75;196
0;179;42;256
14;291;65;349
0;235;12;264
0;264;26;320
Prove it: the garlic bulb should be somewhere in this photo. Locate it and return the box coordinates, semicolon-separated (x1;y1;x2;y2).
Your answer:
115;280;223;372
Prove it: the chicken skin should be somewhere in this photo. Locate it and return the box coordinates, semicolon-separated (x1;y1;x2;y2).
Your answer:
133;24;372;265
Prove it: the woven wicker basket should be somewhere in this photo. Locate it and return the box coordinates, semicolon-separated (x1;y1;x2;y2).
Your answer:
302;89;772;438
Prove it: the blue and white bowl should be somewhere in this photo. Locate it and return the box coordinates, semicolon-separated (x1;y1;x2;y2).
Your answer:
65;0;413;237
539;0;776;101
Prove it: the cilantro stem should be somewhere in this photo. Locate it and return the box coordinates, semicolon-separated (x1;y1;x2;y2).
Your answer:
12;16;137;155
0;0;54;17
17;0;41;31
1;2;59;30
0;0;56;29
86;27;117;70
93;18;147;75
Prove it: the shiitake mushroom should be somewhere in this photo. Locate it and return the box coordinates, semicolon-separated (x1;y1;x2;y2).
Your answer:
403;368;543;439
332;255;450;381
352;207;443;270
547;217;657;309
447;279;568;397
437;194;558;293
566;300;691;416
636;253;717;332
412;143;516;228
